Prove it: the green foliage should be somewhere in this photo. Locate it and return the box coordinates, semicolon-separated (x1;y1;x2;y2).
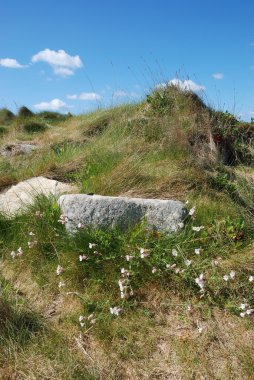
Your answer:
146;84;206;116
0;108;15;124
22;121;47;133
37;111;72;122
17;106;34;118
211;110;254;165
0;126;7;136
0;277;43;346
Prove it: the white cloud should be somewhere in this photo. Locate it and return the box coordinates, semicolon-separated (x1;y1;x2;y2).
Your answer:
67;92;102;101
66;94;78;100
0;58;27;68
79;92;101;100
212;73;224;80
169;79;205;92
113;90;127;98
113;90;140;99
54;67;74;76
31;49;83;77
34;98;71;111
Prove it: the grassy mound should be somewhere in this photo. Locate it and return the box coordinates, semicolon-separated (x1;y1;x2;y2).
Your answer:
22;121;47;133
0;107;15;124
18;106;34;118
0;85;254;378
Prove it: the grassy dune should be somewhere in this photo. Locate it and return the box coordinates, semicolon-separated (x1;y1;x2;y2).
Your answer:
0;85;254;379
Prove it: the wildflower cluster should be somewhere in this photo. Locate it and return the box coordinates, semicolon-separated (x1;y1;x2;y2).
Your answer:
118;267;133;299
239;303;254;318
79;313;96;327
10;247;23;259
58;214;68;225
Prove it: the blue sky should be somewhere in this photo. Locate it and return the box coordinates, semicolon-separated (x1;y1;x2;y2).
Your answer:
0;0;254;120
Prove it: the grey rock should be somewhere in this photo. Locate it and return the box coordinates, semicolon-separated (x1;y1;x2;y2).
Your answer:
0;176;76;216
59;194;187;233
0;143;38;157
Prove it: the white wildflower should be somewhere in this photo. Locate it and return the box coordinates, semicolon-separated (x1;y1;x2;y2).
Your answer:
58;214;68;225
172;249;178;257
229;271;236;279
240;303;248;310
195;274;205;289
184;259;192;267
121;268;130;276
89;243;96;249
17;247;23;256
118;279;125;292
56;265;64;276
79;315;85;323
177;222;184;229
192;226;204;232
29;231;35;236
125;255;134;261
223;275;229;282
246;309;254;315
35;210;44;218
152;267;157;273
110;306;122;316
28;241;37;249
240;312;246;318
10;251;17;259
189;207;196;216
79;255;88;262
195;248;201;255
196;320;203;333
249;275;254;282
140;248;150;258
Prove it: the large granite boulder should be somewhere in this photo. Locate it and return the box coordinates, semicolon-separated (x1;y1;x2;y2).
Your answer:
0;143;38;157
59;194;187;232
0;177;76;216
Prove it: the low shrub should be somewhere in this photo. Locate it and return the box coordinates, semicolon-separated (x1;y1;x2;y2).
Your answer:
0;108;15;124
18;106;34;118
22;121;47;133
38;111;72;122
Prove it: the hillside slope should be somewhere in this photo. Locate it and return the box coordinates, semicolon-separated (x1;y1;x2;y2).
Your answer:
0;85;254;379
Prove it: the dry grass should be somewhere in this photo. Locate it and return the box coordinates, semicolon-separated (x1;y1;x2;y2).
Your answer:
1;88;254;379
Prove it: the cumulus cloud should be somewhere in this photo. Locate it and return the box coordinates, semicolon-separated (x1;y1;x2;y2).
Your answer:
66;94;78;100
113;90;140;99
0;58;27;68
31;49;83;77
34;98;71;111
67;92;102;101
169;79;205;92
113;90;127;98
212;73;224;80
54;67;75;76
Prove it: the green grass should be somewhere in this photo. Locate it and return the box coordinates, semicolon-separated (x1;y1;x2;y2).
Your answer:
0;85;254;378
